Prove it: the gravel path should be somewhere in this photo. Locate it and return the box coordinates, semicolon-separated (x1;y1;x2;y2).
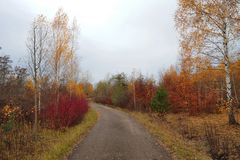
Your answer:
68;103;172;160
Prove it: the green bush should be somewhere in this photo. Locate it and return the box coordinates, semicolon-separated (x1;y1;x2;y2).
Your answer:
151;87;169;113
110;73;129;107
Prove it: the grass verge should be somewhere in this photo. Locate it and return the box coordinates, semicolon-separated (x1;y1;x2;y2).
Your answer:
125;111;211;160
32;108;98;160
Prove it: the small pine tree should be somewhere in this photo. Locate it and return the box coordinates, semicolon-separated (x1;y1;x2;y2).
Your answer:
151;87;169;113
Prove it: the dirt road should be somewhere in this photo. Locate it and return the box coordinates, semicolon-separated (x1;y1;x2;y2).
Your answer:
68;103;171;160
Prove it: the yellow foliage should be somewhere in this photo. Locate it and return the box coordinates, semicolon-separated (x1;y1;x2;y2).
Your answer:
83;83;94;96
66;80;85;97
1;105;22;120
87;84;93;95
25;80;35;91
76;83;84;96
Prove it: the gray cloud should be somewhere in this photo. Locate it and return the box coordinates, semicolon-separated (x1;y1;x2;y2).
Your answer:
0;0;179;83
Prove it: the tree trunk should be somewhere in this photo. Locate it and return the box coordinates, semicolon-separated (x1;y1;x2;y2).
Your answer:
34;84;38;132
133;81;136;110
224;60;237;124
232;71;239;106
223;48;237;125
38;84;41;114
223;22;238;125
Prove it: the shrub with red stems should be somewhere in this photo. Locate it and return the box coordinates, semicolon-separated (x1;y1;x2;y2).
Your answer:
42;94;89;129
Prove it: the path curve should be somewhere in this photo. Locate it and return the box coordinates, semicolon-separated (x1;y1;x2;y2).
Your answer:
68;103;172;160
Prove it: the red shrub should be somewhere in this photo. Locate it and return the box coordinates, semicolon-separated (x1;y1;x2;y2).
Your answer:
42;94;89;129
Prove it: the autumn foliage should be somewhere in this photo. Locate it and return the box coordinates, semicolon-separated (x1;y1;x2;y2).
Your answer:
128;75;157;112
94;81;113;105
94;58;240;115
42;94;89;129
162;66;219;114
94;73;157;112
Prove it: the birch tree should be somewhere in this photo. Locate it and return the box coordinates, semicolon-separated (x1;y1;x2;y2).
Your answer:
175;0;240;124
27;15;49;131
64;18;80;98
50;9;77;121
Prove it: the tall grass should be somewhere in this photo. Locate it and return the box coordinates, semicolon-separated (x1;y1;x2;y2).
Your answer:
0;109;98;160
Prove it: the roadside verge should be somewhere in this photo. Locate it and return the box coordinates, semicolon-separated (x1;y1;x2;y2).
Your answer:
34;108;98;160
122;110;211;160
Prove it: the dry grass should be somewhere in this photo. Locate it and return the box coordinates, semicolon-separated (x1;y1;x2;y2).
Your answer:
124;109;240;160
0;123;39;160
0;108;98;160
166;112;240;143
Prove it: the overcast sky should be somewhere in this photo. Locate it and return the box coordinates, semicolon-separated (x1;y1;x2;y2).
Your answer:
0;0;179;83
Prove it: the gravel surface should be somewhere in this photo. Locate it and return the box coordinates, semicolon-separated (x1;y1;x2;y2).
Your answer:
68;103;172;160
